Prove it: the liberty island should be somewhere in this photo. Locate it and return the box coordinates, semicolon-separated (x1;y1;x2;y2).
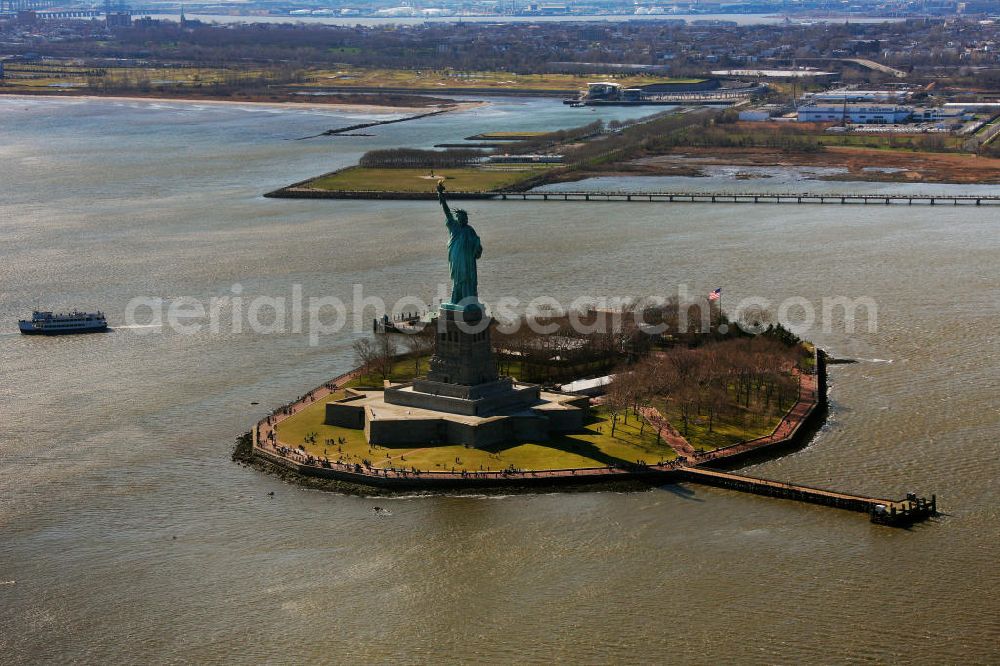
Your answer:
241;185;936;527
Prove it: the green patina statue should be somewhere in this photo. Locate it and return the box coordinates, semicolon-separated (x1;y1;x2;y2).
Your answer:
437;181;482;309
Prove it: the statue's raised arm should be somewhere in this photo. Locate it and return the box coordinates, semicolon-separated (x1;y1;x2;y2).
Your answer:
437;181;455;226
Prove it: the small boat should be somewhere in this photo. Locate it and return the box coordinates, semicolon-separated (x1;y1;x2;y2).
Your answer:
18;310;108;335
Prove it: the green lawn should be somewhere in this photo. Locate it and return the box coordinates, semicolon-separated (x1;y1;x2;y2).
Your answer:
345;355;430;388
305;166;548;193
274;390;372;459
275;399;676;473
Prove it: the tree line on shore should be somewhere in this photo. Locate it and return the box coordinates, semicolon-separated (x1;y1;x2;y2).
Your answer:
359;148;486;169
23;19;1000;86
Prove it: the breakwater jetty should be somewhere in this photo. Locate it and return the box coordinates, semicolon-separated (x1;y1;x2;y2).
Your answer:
294;107;454;140
245;350;938;527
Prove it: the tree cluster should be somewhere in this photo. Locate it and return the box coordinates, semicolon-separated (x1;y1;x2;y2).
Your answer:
359;148;485;169
605;336;804;439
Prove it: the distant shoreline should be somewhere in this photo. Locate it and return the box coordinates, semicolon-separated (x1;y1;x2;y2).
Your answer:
0;90;485;115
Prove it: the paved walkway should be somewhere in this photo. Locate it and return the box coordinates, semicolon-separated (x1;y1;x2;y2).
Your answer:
255;366;366;450
638;407;697;461
692;370;818;465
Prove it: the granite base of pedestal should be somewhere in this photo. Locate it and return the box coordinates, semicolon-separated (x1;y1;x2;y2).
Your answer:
386;378;540;417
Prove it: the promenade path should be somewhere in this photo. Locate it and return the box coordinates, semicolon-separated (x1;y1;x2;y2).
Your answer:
255;366;367;451
638;407;697;461
692;370;818;465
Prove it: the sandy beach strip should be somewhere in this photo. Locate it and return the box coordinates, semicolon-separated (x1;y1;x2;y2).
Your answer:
0;91;487;115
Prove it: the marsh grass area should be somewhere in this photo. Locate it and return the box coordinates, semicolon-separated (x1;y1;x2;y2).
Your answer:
288;102;1000;199
295;67;704;92
0;64;237;91
275;395;675;473
305;166;551;193
0;63;455;107
1;60;702;101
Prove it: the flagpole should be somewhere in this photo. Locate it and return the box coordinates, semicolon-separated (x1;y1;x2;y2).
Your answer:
718;289;724;334
712;291;716;333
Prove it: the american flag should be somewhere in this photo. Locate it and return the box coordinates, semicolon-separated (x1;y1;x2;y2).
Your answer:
708;288;722;301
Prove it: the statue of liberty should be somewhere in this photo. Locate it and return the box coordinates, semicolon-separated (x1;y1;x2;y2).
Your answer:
437;181;482;309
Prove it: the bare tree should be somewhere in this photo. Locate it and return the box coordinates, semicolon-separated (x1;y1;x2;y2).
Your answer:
604;376;630;438
353;335;397;383
352;338;378;380
373;335;398;382
403;328;434;377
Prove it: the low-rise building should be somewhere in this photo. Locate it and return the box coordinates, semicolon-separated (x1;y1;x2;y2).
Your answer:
803;89;913;103
797;104;914;124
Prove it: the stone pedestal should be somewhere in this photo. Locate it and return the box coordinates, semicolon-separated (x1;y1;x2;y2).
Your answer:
368;304;583;445
425;305;498;386
382;305;538;419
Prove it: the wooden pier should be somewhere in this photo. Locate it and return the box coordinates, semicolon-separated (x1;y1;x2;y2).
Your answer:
373;311;431;334
265;187;1000;206
675;467;937;526
494;191;1000;206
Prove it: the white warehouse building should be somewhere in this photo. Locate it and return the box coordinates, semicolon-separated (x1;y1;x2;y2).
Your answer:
797;104;913;124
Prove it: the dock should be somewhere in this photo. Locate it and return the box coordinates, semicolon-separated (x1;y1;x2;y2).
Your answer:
266;187;1000;206
674;467;937;527
373;311;432;334
495;191;1000;206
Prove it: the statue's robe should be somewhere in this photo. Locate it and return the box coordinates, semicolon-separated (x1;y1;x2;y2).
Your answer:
446;219;482;305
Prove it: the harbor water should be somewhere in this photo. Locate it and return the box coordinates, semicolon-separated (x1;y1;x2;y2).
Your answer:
0;95;998;664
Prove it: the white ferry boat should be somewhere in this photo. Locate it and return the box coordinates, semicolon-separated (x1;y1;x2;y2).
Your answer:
18;310;108;335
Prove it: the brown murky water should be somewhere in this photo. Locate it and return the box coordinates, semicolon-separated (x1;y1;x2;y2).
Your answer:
1;97;998;664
